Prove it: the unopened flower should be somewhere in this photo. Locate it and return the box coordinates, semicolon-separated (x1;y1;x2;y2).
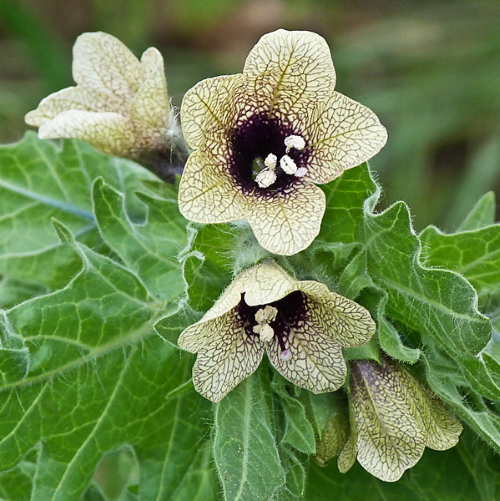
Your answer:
25;32;180;163
179;29;387;255
338;357;463;482
178;261;376;402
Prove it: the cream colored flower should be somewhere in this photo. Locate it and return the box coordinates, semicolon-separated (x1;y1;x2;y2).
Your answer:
179;29;387;255
338;357;463;482
25;32;177;160
178;261;376;402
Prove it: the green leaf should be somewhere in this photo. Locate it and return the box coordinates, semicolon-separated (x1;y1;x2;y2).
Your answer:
458;191;496;231
214;370;285;501
278;446;306;500
182;223;238;312
272;374;316;455
0;276;47;309
316;163;378;245
317;166;495;398
420;223;500;309
305;431;500;501
92;178;188;301
424;348;500;455
0;230;212;500
0;133;156;290
0;459;35;501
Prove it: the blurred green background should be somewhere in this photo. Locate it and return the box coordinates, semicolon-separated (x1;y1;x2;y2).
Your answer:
0;0;499;231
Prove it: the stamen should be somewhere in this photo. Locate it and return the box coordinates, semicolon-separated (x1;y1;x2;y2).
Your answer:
295;167;307;177
280;155;298;175
284;135;306;153
255;168;277;188
253;305;278;343
264;153;277;170
253;323;274;343
255;305;278;323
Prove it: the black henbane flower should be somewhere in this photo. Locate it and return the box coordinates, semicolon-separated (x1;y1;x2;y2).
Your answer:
178;261;376;402
338;357;463;482
179;29;387;255
25;32;179;161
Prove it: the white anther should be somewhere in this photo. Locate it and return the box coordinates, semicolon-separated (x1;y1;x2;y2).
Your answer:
253;306;278;343
264;153;277;170
255;168;277;188
295;167;308;178
253;323;274;343
255;305;278;324
284;135;306;153
280;155;298;175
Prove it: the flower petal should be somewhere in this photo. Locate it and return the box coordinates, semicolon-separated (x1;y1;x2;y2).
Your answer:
199;261;297;323
304;92;388;184
130;48;169;132
245;182;325;255
242;29;336;119
72;32;143;103
38;110;134;156
181;74;243;149
267;322;346;393
240;261;297;306
337;414;358;473
178;314;223;354
178;149;246;223
387;359;462;450
192;317;264;402
349;360;426;482
25;87;120;126
298;282;376;347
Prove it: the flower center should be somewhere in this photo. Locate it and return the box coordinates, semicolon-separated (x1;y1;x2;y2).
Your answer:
254;135;308;188
252;304;292;361
237;290;307;362
253;305;278;342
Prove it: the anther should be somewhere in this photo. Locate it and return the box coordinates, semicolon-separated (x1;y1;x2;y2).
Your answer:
280;155;298;175
253;305;278;342
264;153;277;170
255;168;277;188
284;135;306;153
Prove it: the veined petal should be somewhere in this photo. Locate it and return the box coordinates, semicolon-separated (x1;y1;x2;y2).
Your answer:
387;359;463;450
242;29;336;119
240;261;297;306
337;409;358;473
181;74;243;149
305;92;388;184
73;32;143;103
130;48;169;131
245;182;325;255
350;361;426;482
298;282;376;347
267;321;346;393
192;319;264;402
25;87;121;126
38;110;134;156
179;310;232;353
178;149;246;223
202;261;297;322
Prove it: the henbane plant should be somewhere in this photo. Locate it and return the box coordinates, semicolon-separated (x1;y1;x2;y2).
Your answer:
0;28;497;501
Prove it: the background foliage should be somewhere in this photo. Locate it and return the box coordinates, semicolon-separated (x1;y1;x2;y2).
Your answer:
0;1;500;500
0;0;499;229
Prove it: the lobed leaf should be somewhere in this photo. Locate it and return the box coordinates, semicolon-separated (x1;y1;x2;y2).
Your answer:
214;370;285;501
0;133;157;291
